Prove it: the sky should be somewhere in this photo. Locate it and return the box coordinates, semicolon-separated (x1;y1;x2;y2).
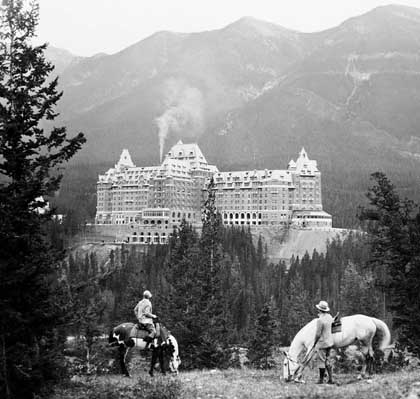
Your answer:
37;0;420;56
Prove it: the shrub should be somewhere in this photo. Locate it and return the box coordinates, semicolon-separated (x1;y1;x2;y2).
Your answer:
65;338;120;376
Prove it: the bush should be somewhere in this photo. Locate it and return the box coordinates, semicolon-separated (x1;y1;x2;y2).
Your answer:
331;343;420;374
64;338;119;376
379;345;420;373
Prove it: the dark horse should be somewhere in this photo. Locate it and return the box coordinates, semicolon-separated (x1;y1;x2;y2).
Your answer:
108;322;180;377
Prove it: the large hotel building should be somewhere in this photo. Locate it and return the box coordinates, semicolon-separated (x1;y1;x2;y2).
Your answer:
95;141;332;244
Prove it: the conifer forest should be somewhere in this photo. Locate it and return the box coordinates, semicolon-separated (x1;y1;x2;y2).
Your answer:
1;1;420;398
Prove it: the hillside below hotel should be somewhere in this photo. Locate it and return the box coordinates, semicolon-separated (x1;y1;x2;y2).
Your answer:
93;142;332;244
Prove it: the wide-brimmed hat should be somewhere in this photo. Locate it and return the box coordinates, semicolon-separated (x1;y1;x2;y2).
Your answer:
143;290;152;298
315;300;330;312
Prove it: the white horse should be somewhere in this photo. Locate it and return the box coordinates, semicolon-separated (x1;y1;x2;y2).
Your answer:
283;314;391;382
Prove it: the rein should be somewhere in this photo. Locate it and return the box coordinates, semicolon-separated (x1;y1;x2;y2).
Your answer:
285;353;302;380
285;343;318;381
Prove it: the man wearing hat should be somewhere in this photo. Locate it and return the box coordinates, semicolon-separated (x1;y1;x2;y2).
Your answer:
314;300;334;384
134;290;157;345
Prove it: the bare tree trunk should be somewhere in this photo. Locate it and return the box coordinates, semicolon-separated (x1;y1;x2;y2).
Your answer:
1;334;11;399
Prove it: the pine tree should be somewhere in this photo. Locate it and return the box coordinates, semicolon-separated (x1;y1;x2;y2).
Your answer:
198;178;228;352
161;180;230;368
248;300;279;369
69;277;107;368
360;172;420;354
0;1;85;397
339;262;381;317
159;221;203;368
280;272;313;345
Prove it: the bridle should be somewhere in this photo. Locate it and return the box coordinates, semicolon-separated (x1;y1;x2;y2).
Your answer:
284;352;302;381
284;339;319;382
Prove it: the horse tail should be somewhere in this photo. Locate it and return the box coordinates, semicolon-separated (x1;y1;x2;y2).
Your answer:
372;317;391;351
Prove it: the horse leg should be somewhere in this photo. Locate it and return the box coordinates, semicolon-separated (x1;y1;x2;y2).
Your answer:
159;346;166;375
119;345;130;377
365;353;373;376
359;343;370;379
366;345;375;376
149;348;157;377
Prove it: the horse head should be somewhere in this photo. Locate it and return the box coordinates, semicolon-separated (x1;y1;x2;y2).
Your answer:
164;336;180;373
108;329;120;347
282;351;300;382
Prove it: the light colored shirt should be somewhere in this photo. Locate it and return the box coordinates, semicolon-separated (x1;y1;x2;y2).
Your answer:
315;313;334;348
134;298;155;324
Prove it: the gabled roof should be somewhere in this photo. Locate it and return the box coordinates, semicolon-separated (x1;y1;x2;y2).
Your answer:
165;141;208;164
115;149;135;169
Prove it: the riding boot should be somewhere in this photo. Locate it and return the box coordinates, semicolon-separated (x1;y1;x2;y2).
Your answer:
326;365;334;384
317;368;325;384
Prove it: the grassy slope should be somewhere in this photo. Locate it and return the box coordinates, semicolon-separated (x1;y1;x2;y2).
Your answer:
53;369;419;399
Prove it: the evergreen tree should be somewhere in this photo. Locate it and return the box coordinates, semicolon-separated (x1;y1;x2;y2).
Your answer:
0;1;85;397
160;221;203;368
197;178;228;360
69;277;107;367
280;272;313;345
339;263;381;317
360;172;420;354
247;300;279;369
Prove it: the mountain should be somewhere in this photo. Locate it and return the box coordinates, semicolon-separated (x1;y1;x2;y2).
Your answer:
44;45;83;75
53;18;309;163
51;5;420;227
209;5;420;161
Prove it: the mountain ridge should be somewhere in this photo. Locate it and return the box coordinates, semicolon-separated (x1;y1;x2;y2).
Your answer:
46;5;420;227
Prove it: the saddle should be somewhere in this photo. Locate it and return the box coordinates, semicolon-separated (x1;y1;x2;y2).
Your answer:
331;312;342;334
129;324;150;339
129;322;170;341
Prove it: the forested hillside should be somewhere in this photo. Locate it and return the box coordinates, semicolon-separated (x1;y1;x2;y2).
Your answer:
61;172;420;372
64;224;383;369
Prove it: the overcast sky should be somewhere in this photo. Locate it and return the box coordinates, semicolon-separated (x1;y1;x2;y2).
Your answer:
37;0;420;56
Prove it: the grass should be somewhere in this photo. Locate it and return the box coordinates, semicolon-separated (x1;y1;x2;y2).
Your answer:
51;369;420;399
178;369;419;399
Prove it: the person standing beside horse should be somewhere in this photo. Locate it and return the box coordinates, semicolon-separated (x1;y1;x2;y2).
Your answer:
134;290;157;347
314;300;334;384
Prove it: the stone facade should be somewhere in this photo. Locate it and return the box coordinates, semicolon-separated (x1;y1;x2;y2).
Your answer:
214;148;331;229
95;142;332;243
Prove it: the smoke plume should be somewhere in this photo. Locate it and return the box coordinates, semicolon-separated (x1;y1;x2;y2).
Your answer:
155;78;204;162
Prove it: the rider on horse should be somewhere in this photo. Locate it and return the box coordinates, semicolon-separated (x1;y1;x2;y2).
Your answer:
314;300;334;384
134;290;157;347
